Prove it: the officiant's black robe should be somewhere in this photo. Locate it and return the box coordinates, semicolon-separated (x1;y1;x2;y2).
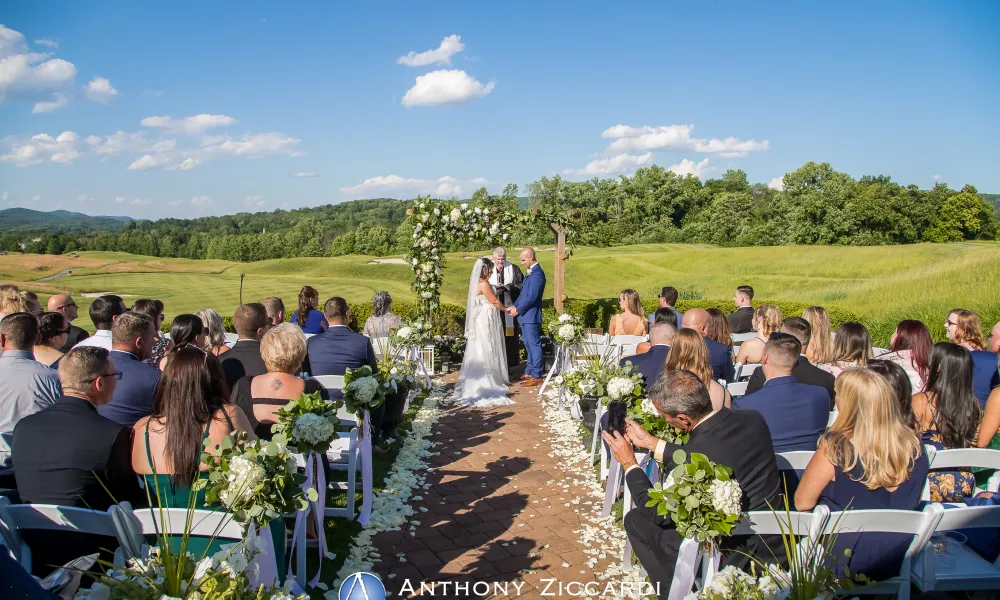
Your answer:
491;261;524;368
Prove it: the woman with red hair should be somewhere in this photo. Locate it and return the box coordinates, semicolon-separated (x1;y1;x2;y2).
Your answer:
880;320;933;392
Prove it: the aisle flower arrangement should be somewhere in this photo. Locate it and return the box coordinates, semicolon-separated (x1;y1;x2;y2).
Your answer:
628;397;690;444
391;319;432;349
342;365;386;417
645;449;742;544
375;336;417;393
272;391;340;455
548;312;585;346
684;565;782;600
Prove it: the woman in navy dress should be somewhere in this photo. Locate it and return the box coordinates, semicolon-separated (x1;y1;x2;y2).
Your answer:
290;285;328;335
796;367;928;581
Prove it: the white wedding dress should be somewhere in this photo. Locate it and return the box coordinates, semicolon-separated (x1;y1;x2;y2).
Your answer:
453;259;513;407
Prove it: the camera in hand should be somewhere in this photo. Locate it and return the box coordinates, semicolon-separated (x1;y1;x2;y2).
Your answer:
607;401;627;435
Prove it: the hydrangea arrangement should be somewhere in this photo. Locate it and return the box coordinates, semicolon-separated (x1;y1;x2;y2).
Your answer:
74;533;307;600
684;565;784;600
628;397;690;444
547;312;584;346
342;365;386;416
271;391;340;455
391;319;432;349
195;432;313;528
646;449;742;544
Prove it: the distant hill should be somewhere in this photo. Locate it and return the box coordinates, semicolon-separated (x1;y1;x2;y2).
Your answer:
983;193;1000;217
0;208;131;232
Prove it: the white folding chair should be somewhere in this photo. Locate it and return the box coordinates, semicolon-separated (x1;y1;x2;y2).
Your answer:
585;332;609;344
223;333;239;348
928;448;1000;491
775;451;815;471
369;337;392;355
726;381;748;398
113;504;246;561
735;363;761;381
827;410;839;428
814;504;944;599
872;347;890;357
731;332;757;345
733;504;830;537
609;335;648;360
912;504;1000;592
304;333;315;339
0;497;125;572
313;374;345;392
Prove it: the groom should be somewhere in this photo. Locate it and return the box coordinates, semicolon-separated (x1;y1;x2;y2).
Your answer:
508;247;545;386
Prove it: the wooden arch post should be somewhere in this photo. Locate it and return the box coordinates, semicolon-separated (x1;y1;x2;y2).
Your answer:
550;223;568;314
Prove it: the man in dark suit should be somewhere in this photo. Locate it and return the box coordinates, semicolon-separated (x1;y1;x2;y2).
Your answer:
47;293;89;352
620;323;675;390
99;312;161;427
745;317;836;408
221;303;269;388
604;370;784;597
509;248;545;385
727;285;755;334
12;347;145;571
733;334;830;452
682;308;735;382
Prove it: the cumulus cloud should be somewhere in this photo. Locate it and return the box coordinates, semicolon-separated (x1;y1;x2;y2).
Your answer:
767;176;785;191
141;114;237;134
115;196;126;203
401;69;494;107
166;158;200;170
564;152;654;176
190;195;211;207
1;191;7;202
131;197;151;205
602;124;769;156
0;25;77;107
340;174;489;199
34;39;58;48
32;92;68;113
0;131;81;166
194;132;301;160
397;34;465;67
127;154;171;170
932;174;942;181
244;195;266;208
83;77;118;103
31;194;41;202
293;171;316;177
667;158;711;178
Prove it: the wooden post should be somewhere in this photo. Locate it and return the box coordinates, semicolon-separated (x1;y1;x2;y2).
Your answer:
551;223;567;313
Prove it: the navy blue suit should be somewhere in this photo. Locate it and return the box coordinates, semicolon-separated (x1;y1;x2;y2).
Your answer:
307;325;382;442
732;375;829;452
99;350;161;428
970;350;1000;409
514;264;546;378
620;344;670;391
704;336;735;383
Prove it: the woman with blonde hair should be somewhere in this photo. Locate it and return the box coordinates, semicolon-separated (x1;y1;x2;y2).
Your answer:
195;308;229;356
818;322;874;377
734;304;782;365
663;328;731;409
795;368;928;580
0;284;22;319
609;289;647;336
945;308;998;406
803;306;834;364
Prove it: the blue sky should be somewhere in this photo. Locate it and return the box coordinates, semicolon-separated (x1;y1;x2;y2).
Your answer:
1;1;998;219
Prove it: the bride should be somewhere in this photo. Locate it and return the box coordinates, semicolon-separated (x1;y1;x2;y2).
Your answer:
453;257;513;407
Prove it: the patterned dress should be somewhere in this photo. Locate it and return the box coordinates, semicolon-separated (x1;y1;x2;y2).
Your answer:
921;406;976;502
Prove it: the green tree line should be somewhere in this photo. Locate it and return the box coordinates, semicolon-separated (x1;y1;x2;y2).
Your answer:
2;162;996;260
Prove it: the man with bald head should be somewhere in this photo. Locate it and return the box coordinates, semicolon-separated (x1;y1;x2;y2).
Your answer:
47;293;89;352
682;308;735;382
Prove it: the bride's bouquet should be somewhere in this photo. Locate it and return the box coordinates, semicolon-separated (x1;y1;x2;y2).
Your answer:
548;312;584;346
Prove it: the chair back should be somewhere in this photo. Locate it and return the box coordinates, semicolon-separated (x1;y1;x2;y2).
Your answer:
731;332;757;344
914;504;1000;592
928;448;1000;471
223;333;238;348
0;497;122;571
313;374;345;392
114;506;245;560
726;381;748;398
304;333;315;339
775;451;815;471
735;363;761;381
370;337;391;355
732;505;829;537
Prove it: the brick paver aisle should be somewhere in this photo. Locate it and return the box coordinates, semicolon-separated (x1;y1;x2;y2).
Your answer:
371;376;614;599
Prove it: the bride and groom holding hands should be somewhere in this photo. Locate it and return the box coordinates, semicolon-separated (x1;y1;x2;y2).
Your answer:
452;247;545;407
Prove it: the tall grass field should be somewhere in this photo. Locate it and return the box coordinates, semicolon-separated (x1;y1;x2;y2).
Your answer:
3;242;999;345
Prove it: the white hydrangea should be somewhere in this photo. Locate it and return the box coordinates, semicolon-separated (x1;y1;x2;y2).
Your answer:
606;377;636;400
411;258;418;266
558;313;574;323
396;326;412;340
460;203;468;210
219;456;265;509
640;397;658;415
419;237;431;248
708;478;742;517
449;208;462;222
348;376;379;404
557;323;576;340
292;412;336;446
420;291;433;299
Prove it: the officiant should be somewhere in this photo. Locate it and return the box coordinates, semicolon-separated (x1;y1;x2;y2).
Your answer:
488;247;523;368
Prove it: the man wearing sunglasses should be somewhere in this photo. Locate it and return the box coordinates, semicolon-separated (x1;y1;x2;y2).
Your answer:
47;293;90;352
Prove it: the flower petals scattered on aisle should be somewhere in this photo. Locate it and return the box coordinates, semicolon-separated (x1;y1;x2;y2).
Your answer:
326;383;447;597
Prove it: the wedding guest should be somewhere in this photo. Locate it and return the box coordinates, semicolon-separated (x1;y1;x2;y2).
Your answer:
912;342;981;501
802;306;834;365
879;320;932;393
196;308;230;357
681;308;735;382
648;286;683;330
704;308;732;349
664;329;731;409
220;303;269;389
12;347;144;569
620;323;675;390
0;313;62;488
20;291;42;316
232;324;326;440
733;333;828;452
945;309;1000;407
609;289;648;336
0;284;22;319
817;322;873;378
868;359;917;430
989;321;1000;353
34;312;69;367
605;370;783;593
262;296;285;326
74;295;126;350
158;314;207;370
47;293;89;351
734;304;782;365
292;285;327;334
362;291;404;338
637;308;680;353
744;317;836;407
99;312;161;428
976;384;1000;450
795;368;928;581
131;299;169;366
727;285;755;333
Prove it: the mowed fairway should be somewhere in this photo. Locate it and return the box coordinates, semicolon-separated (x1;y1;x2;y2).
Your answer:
3;243;999;340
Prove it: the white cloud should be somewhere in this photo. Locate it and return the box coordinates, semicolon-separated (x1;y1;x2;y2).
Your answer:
293;171;316;177
115;195;126;203
166;158;200;171
190;195;211;207
77;194;93;203
34;39;58;49
244;195;267;208
932;174;942;181
667;157;711;178
141;114;237;134
142;89;163;97
767;176;785;191
401;69;494;107
169;199;186;207
601;124;769;156
564;152;654;176
1;191;7;202
194;132;301;159
83;77;118;104
0;25;77;107
32;92;68;113
397;34;465;67
31;194;41;202
131;197;151;206
127;154;171;170
0;130;81;166
340;174;489;199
